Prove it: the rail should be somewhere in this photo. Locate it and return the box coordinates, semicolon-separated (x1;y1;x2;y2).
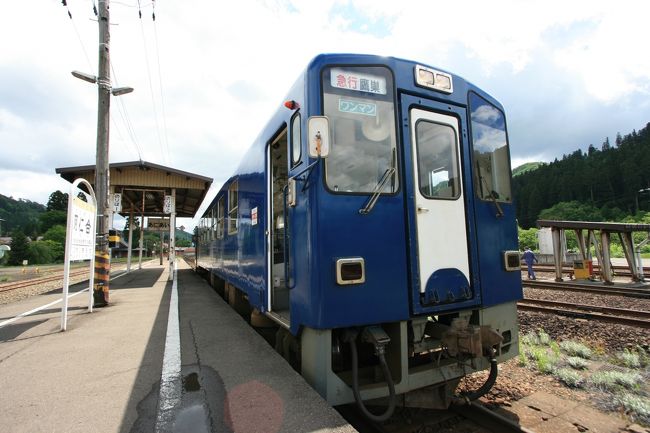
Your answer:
522;279;650;298
518;298;650;328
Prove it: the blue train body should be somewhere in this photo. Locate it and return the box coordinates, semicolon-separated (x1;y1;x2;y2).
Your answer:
196;53;522;409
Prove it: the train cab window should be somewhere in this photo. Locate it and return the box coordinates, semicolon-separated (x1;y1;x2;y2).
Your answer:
291;113;301;166
469;92;512;202
216;196;225;239
228;181;238;234
415;120;460;199
322;66;398;194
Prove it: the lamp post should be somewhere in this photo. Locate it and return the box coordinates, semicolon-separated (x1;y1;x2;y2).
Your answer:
71;0;133;307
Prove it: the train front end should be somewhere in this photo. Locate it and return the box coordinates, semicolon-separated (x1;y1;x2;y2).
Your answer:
294;55;522;412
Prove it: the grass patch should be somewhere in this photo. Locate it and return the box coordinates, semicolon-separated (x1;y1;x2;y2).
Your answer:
554;368;584;388
560;341;592;359
616;349;641;369
567;356;589;370
521;331;540;346
616;394;650;425
518;342;528;367
530;347;557;374
590;370;642;391
538;329;551;346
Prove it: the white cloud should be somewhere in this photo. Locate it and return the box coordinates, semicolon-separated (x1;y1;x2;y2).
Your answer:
1;0;649;215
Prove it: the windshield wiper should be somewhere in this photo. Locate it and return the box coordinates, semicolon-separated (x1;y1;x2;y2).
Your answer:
359;148;396;215
477;162;504;218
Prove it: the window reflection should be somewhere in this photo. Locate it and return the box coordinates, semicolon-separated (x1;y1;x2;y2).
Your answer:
469;93;512;202
415;120;460;199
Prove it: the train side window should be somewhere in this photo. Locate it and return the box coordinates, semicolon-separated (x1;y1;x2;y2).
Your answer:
216;196;225;239
209;209;216;241
469;92;512;202
228;180;239;234
291;112;301;166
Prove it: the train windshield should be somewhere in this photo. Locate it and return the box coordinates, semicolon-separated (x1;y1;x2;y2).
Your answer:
322;66;398;194
469;92;512;203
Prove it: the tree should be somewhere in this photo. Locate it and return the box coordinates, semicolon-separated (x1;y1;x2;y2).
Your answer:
39;210;67;233
176;239;192;248
518;226;538;251
28;241;55;264
43;225;66;246
123;216;141;246
8;229;30;266
46;191;68;212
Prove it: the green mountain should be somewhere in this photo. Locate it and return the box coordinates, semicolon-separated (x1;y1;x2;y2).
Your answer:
512;162;543;177
513;122;650;228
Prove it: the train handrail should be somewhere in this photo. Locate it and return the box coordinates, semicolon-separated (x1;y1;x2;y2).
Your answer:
283;185;296;290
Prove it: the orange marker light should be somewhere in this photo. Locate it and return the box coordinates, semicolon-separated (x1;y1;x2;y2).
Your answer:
284;100;300;110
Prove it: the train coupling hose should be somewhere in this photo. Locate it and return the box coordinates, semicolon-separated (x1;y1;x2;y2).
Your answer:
344;326;396;423
455;348;498;403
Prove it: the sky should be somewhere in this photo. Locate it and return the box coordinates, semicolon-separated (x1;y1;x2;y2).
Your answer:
1;0;649;230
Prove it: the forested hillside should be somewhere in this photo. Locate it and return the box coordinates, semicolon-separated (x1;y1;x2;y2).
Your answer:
513;122;650;228
0;194;45;237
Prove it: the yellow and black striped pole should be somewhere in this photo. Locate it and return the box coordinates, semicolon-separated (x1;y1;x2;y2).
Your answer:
93;251;110;306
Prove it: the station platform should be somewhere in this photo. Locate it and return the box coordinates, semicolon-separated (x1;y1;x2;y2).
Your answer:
0;260;356;433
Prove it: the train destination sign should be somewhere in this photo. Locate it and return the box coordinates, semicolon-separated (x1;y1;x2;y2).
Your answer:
330;68;386;95
148;218;170;231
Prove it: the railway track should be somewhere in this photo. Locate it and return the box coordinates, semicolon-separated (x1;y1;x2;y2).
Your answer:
522;279;650;298
518;298;650;328
527;264;650;279
0;270;90;293
339;401;531;433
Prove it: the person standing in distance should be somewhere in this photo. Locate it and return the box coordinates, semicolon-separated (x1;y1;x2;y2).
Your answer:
522;246;538;280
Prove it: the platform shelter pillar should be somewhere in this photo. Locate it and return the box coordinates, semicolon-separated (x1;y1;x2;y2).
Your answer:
618;232;640;282
552;228;564;282
599;231;614;285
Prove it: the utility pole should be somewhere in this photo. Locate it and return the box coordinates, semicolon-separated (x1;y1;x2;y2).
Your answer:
93;0;112;307
72;0;132;307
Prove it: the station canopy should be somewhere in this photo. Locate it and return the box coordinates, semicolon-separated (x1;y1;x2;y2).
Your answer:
55;160;212;218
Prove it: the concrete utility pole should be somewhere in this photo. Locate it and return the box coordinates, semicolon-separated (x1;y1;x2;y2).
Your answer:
93;0;112;307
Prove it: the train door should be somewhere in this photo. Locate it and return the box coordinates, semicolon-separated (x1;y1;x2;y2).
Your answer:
266;127;290;319
407;106;475;309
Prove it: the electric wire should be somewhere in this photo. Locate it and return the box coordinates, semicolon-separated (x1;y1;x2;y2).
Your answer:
152;2;172;166
137;0;168;165
111;63;145;161
62;1;95;74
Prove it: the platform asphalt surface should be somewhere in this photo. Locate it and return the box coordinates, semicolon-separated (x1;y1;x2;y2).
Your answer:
0;260;356;433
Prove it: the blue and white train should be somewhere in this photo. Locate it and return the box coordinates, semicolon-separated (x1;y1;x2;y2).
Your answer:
196;53;522;419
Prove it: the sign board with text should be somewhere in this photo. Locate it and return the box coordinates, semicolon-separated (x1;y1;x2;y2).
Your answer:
148;218;170;231
163;195;175;214
112;193;122;213
69;196;96;261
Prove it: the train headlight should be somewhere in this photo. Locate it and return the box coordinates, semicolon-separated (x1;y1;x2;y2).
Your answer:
336;258;365;285
414;65;453;94
503;251;521;271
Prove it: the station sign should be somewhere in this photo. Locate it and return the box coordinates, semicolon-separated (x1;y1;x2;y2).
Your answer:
112;193;122;213
148;218;170;231
163;195;175;214
69;196;96;261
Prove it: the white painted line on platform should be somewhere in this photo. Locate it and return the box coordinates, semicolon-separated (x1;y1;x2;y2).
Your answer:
155;260;181;433
0;288;89;329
